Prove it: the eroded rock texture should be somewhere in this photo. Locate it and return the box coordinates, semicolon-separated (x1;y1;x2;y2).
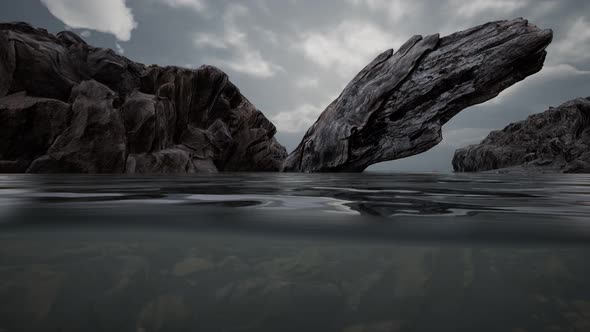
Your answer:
0;22;286;173
283;18;553;172
453;97;590;173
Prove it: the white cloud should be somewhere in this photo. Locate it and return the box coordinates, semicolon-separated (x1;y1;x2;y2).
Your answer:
79;30;92;38
157;0;206;12
192;4;283;78
449;0;529;18
40;0;137;41
272;103;324;133
298;21;402;78
115;42;125;55
223;50;282;78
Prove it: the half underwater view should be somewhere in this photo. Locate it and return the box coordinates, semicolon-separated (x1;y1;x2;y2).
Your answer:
2;0;590;331
1;173;590;332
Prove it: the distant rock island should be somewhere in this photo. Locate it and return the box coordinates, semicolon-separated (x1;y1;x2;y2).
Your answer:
0;19;556;173
453;97;590;174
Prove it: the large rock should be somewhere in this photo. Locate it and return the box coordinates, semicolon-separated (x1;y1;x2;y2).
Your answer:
0;22;286;173
28;81;127;173
283;18;553;172
0;92;71;172
453;97;590;173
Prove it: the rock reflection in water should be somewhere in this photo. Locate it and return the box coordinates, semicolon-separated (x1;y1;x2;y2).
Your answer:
0;230;589;332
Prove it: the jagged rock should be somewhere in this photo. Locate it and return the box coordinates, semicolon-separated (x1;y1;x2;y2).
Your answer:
283;18;553;172
28;81;127;173
121;91;176;154
453;97;590;173
0;22;286;173
0;92;71;172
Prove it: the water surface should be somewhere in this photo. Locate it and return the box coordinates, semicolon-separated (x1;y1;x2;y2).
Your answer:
1;173;590;331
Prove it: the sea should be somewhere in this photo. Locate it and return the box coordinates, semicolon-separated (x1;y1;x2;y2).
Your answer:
1;172;590;332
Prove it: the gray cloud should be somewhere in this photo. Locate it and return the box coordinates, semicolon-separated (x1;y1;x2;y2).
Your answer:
1;0;589;172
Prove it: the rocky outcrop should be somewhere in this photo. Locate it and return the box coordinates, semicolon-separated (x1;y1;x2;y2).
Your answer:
453;97;590;173
0;22;286;173
283;18;553;172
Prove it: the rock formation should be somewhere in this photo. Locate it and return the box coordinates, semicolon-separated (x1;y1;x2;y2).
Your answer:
453;97;590;173
0;22;287;173
283;18;553;172
0;19;555;174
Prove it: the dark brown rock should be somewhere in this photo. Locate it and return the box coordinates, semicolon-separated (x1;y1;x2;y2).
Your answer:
283;18;553;172
453;97;590;173
0;22;286;173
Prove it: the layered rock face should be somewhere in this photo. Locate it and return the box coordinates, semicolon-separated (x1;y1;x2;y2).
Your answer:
453;97;590;173
0;22;286;173
283;18;553;172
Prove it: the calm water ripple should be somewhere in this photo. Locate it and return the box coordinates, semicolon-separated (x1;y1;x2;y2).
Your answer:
2;173;590;331
1;172;590;243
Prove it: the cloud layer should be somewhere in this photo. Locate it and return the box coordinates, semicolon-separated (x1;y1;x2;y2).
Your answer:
40;0;137;41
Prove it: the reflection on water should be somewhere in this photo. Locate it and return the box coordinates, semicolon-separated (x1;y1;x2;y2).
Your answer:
1;173;590;331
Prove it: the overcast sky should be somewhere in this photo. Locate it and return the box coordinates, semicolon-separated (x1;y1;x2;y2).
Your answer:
1;0;589;171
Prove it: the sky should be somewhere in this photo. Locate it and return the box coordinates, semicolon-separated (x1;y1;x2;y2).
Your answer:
1;0;589;172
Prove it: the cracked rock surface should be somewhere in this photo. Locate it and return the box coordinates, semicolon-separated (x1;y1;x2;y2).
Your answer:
283;18;553;172
0;22;286;173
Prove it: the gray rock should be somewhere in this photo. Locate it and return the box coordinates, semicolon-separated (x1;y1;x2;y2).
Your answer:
453;97;590;173
0;22;286;173
121;91;176;154
0;27;15;98
0;92;70;172
179;125;215;160
127;148;196;174
283;18;553;172
28;81;127;173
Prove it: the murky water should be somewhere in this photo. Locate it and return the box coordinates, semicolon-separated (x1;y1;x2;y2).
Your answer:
1;173;590;332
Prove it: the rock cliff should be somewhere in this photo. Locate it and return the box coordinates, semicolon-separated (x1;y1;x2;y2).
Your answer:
453;97;590;173
283;18;553;172
0;22;287;173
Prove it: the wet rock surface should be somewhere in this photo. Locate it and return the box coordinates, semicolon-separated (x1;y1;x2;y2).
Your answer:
0;22;286;173
283;18;553;172
453;97;590;173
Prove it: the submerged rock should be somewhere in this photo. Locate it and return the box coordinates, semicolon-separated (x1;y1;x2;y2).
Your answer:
0;22;286;173
453;97;590;173
283;18;553;172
